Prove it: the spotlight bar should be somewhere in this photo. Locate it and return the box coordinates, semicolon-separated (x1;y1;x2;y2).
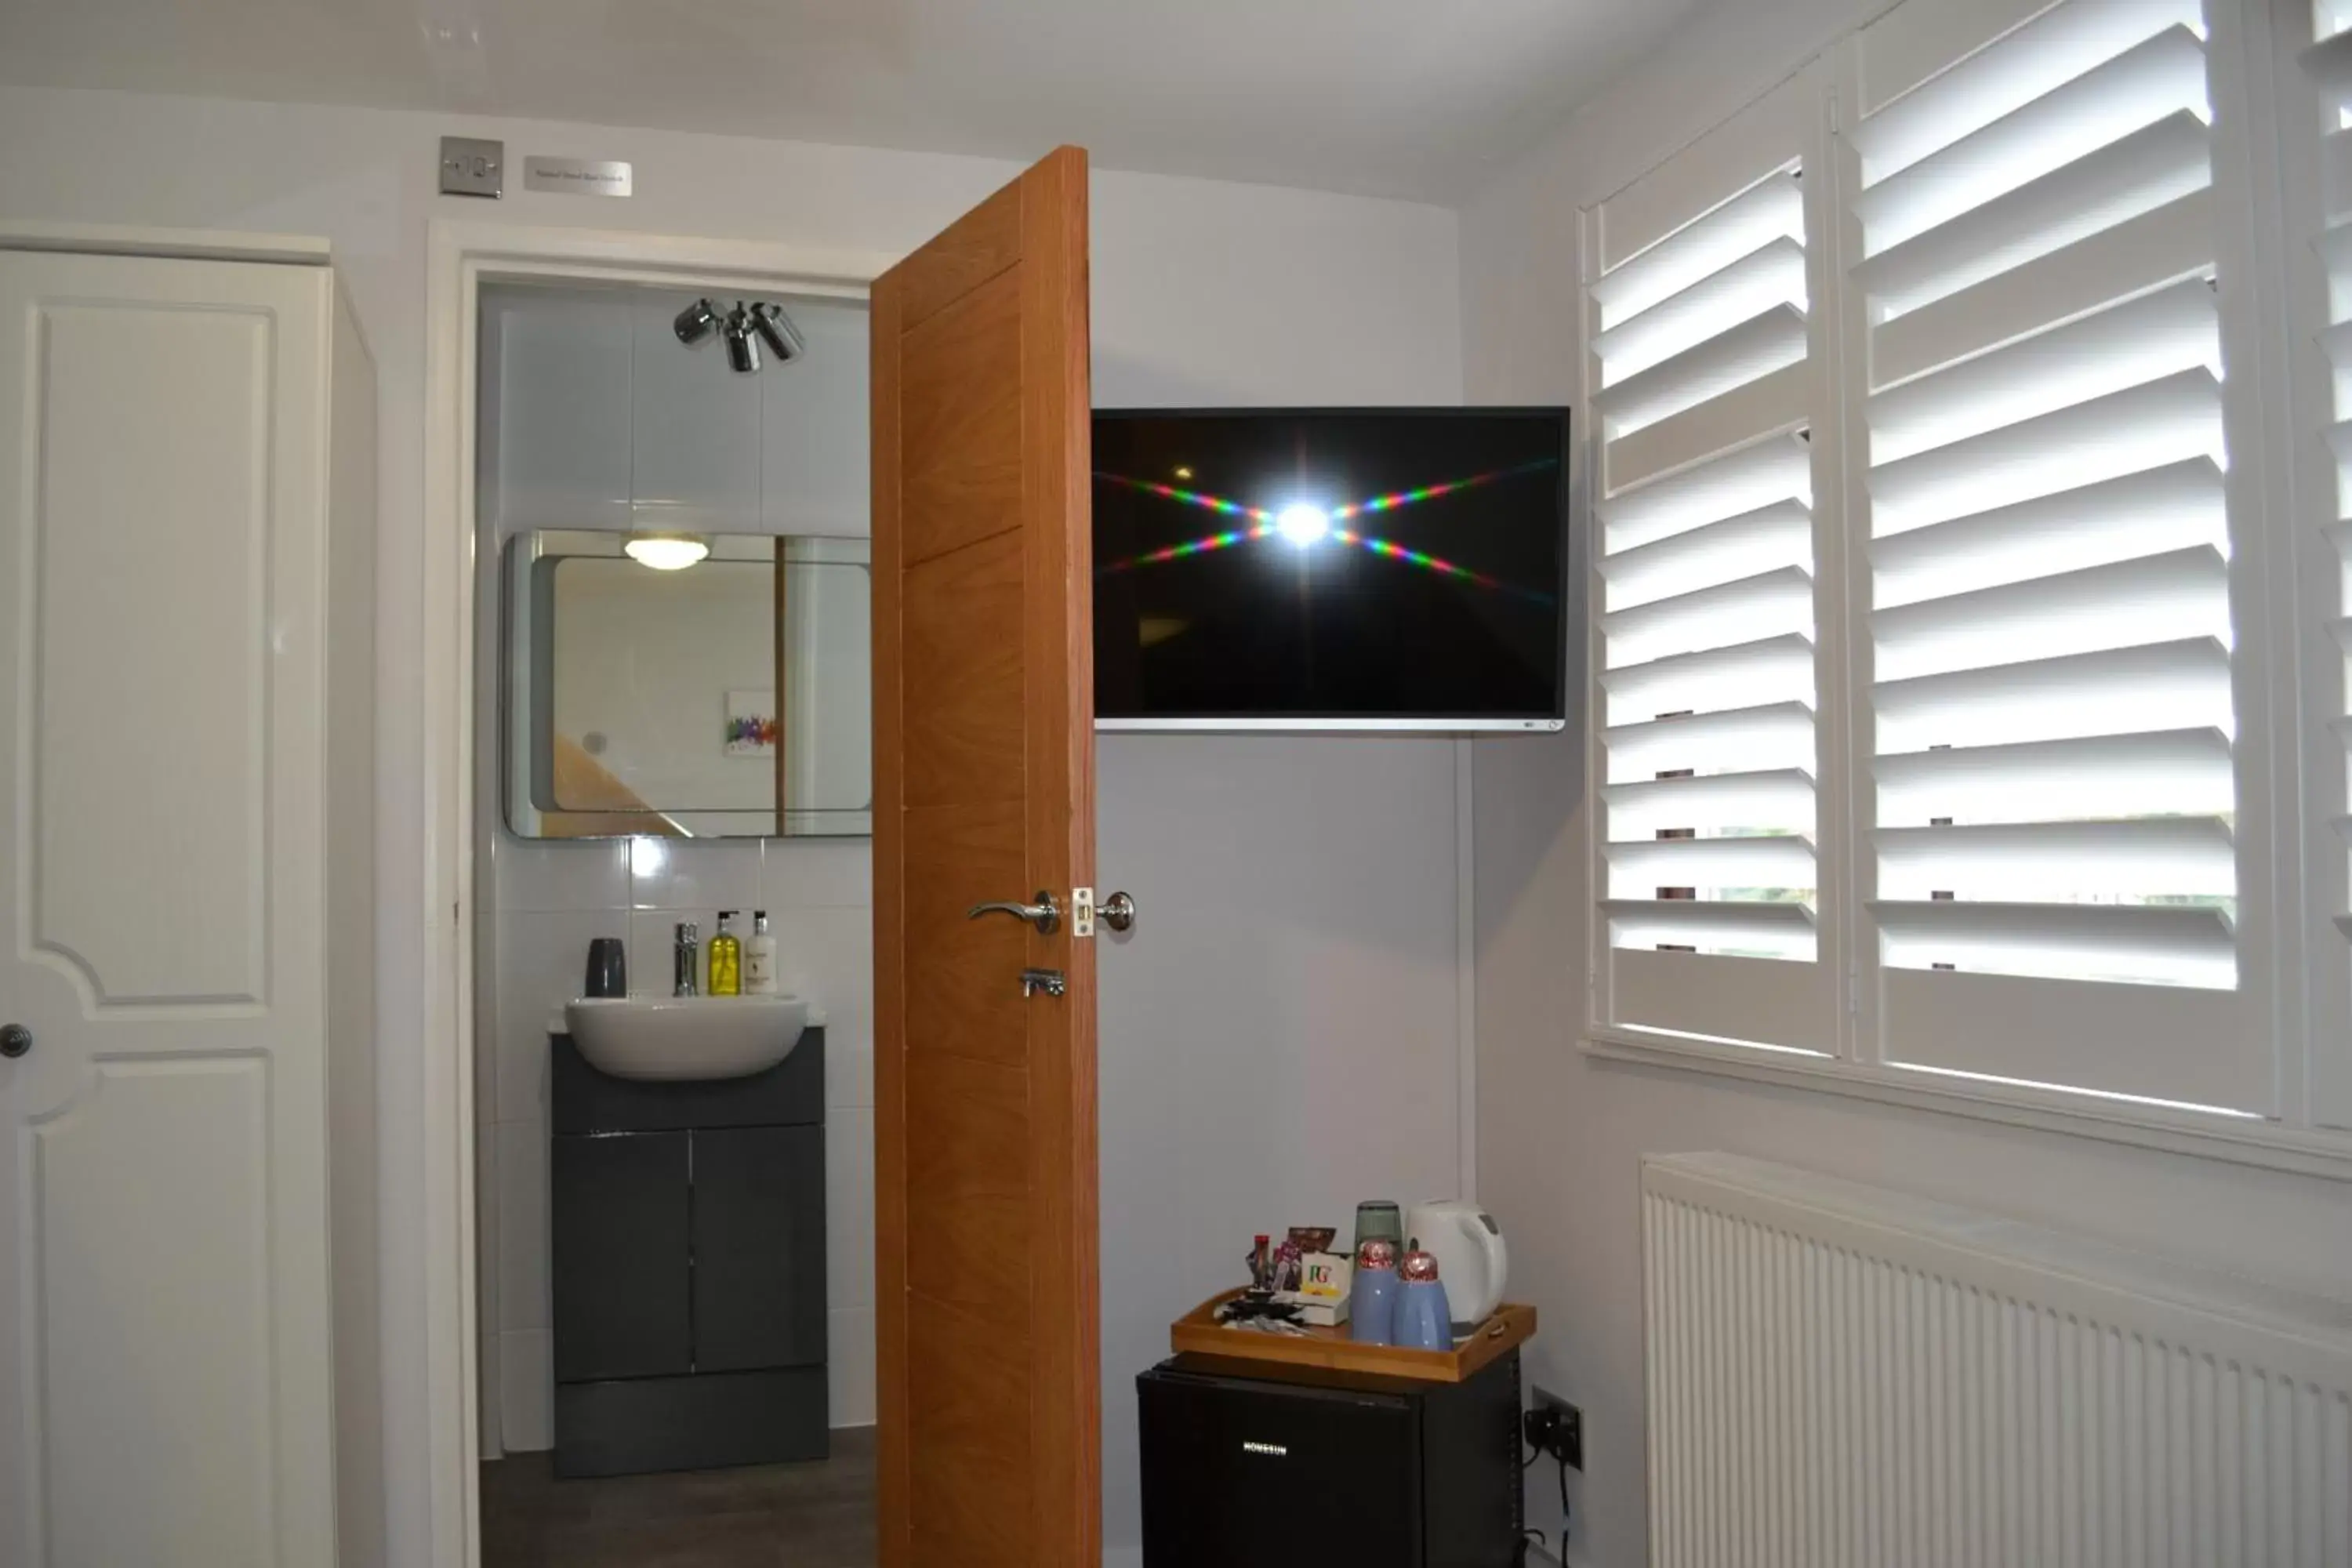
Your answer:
677;297;804;375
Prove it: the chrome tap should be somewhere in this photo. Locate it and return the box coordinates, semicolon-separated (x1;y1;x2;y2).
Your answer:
673;921;700;996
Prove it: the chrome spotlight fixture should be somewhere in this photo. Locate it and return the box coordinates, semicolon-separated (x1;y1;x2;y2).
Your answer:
750;301;804;364
722;303;760;374
673;297;721;347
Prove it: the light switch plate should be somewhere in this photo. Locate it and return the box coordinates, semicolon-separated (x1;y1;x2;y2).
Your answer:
439;136;504;198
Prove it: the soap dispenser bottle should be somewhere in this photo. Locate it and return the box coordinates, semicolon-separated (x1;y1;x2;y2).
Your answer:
744;909;779;996
708;911;742;996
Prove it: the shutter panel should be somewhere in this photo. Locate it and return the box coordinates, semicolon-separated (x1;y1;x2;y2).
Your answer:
1849;0;2261;1109
2294;0;2352;1127
1590;78;1839;1051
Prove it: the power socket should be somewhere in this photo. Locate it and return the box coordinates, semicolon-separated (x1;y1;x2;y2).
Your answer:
1526;1387;1583;1471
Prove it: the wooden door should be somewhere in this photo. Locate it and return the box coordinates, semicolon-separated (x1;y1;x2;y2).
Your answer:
0;250;340;1565
870;146;1098;1567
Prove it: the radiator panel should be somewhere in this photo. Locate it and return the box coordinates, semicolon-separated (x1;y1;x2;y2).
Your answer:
1642;1153;2352;1568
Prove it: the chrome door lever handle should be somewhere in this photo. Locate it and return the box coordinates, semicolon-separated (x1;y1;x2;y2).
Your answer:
967;891;1060;935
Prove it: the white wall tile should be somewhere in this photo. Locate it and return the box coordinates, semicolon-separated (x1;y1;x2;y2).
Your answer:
628;836;760;913
477;1332;503;1459
496;836;630;912
496;1120;550;1334
825;1106;874;1312
629;906;716;997
476;1124;502;1334
496;907;623;1121
770;906;873;1108
499;1328;553;1453
476;1124;503;1457
826;1307;876;1428
760;837;873;909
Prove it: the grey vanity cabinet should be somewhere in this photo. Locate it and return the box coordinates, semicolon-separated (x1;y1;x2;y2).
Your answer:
551;1131;691;1381
550;1027;829;1477
691;1126;827;1371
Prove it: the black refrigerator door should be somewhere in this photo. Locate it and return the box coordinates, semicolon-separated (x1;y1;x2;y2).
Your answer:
1138;1367;1421;1568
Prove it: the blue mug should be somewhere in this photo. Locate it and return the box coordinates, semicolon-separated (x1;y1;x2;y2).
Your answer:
1395;1276;1453;1351
1349;1265;1401;1345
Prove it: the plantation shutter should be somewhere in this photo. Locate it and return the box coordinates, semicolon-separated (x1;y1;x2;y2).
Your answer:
2294;0;2352;1126
1847;0;2266;1109
1588;78;1841;1051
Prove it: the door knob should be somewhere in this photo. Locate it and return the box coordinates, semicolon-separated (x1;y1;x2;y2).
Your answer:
0;1024;29;1059
967;891;1060;935
1100;891;1138;933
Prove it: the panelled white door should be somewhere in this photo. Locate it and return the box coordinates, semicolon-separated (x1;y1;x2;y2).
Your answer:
0;251;339;1566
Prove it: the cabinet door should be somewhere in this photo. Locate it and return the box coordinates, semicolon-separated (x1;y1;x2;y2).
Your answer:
691;1126;827;1372
0;249;340;1568
553;1131;692;1381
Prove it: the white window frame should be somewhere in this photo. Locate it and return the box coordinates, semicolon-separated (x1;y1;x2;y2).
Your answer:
1579;0;2352;1183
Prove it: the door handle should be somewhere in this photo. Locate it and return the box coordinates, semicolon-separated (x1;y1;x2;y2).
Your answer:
967;891;1060;935
1099;891;1138;934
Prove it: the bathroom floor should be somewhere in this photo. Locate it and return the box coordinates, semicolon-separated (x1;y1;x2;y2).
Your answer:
481;1428;876;1568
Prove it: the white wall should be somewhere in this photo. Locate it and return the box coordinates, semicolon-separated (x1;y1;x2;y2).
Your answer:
0;84;1468;1566
1457;4;2352;1564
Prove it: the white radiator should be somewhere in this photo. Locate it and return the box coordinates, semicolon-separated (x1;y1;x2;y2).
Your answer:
1642;1154;2352;1567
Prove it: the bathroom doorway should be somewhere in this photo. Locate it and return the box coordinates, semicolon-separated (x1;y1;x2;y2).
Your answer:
466;268;880;1566
425;148;1103;1567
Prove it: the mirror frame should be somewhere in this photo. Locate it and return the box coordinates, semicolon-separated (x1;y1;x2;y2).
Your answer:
502;528;873;840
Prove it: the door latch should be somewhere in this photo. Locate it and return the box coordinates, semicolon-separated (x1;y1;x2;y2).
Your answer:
1019;967;1067;999
1071;887;1137;938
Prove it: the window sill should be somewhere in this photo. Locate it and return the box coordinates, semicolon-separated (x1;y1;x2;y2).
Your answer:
1581;1026;2352;1184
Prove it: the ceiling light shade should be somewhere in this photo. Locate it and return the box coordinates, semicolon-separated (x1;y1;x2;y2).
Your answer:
673;298;721;347
750;302;804;364
623;533;711;571
723;304;760;373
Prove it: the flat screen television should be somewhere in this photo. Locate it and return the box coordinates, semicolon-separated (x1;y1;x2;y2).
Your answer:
1092;407;1572;731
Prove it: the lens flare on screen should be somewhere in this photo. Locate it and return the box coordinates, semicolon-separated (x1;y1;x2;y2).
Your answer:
1095;457;1558;605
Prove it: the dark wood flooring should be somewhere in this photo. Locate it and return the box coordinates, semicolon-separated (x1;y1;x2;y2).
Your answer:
481;1427;876;1568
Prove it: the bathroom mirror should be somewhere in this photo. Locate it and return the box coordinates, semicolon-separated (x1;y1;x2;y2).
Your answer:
505;530;871;839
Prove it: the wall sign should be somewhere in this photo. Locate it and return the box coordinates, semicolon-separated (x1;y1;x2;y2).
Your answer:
523;158;633;198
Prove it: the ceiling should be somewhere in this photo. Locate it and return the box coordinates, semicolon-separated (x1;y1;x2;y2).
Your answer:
0;0;1702;201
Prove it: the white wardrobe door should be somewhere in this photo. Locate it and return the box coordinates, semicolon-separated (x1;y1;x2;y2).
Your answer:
0;250;336;1567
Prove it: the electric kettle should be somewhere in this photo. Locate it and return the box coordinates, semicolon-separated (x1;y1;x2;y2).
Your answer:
1403;1200;1508;1328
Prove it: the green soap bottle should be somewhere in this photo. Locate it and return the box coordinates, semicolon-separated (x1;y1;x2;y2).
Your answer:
708;910;742;996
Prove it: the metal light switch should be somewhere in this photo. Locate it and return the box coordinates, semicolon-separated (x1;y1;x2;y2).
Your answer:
439;136;504;198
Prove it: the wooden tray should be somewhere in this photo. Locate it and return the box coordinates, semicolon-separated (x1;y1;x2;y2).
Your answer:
1169;1291;1536;1384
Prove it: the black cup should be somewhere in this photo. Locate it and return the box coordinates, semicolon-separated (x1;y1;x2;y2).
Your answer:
584;937;627;1000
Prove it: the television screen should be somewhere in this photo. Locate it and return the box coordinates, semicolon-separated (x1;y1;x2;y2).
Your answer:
1091;408;1571;730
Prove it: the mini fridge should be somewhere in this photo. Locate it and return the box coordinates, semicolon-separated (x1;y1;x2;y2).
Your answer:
1136;1351;1523;1568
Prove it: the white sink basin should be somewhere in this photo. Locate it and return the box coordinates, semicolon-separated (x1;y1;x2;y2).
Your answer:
564;995;809;1082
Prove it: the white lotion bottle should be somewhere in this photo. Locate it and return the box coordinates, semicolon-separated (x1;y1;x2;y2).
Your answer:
744;909;779;996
